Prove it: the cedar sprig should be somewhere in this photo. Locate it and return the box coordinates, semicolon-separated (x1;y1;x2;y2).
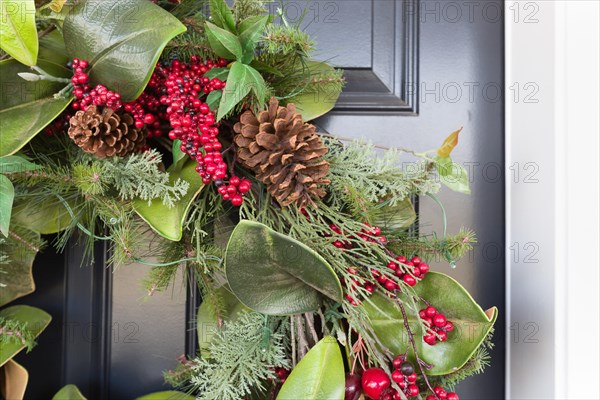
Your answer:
0;317;37;352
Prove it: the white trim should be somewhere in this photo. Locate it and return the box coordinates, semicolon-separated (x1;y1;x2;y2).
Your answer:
506;1;600;399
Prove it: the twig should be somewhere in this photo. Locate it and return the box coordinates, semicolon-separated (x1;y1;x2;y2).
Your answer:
304;312;319;344
290;315;296;367
8;231;40;253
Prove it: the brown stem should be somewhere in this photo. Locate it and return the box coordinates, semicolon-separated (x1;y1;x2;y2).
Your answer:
8;231;40;253
38;25;56;39
304;312;319;345
397;301;436;396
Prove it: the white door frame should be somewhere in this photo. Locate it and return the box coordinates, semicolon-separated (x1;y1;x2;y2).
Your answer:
505;1;599;399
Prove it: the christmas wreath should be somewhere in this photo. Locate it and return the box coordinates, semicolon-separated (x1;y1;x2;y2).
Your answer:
0;1;497;399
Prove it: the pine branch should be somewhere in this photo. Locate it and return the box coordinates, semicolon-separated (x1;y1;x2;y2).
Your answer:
0;317;37;352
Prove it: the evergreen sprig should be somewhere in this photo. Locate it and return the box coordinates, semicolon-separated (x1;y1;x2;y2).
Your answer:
0;317;37;352
189;312;290;400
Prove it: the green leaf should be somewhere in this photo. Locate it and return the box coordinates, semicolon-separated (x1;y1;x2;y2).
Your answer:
0;226;39;306
435;156;471;194
63;0;186;102
0;0;38;66
368;198;416;231
238;15;268;63
39;30;70;66
209;0;236;33
206;90;222;111
171;140;186;166
133;158;203;241
0;59;72;156
287;61;342;121
0;155;40;174
225;220;343;315
205;21;242;61
246;65;266;102
363;272;497;375
0;175;14;237
196;285;250;357
217;61;252;120
204;67;229;80
135;391;195;400
52;385;87;400
276;336;345;400
0;305;51;367
12;197;74;234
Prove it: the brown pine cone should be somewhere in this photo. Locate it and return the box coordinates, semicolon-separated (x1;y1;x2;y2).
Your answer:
233;97;330;208
68;105;146;158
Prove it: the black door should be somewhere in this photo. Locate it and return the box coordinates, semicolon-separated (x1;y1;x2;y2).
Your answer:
15;1;505;399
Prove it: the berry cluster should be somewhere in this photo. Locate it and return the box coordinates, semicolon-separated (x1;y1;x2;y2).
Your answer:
122;57;249;205
427;387;459;400
271;367;289;384
384;256;430;288
419;306;454;346
70;59;123;111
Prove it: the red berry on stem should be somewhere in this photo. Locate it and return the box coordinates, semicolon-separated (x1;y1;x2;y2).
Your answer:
403;274;417;287
345;373;362;400
425;306;437;318
444;321;455;332
419;262;429;275
433;313;447;327
411;256;421;265
392;355;405;369
446;392;459;400
408;384;419;397
391;370;403;383
406;372;417;382
361;368;390;399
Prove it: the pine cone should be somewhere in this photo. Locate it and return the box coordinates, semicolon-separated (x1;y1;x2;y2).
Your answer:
68;105;146;158
233;97;330;208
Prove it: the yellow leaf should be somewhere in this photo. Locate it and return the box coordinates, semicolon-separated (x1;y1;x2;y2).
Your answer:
1;359;29;400
437;127;463;158
49;0;67;13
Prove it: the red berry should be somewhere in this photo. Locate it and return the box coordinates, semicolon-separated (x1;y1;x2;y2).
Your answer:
425;306;437;318
396;255;407;263
433;314;447;327
411;256;421;265
361;368;390;400
434;386;447;399
444;321;455;332
446;392;459;400
143;113;155;124
423;333;437;345
345;373;362;400
419;310;427;319
408;384;419;397
403;275;416;286
392;355;405;369
437;330;448;342
419;263;429;275
391;370;403;383
229;176;241;186
387;261;398;270
135;120;144;129
231;195;243;207
406;372;417;382
384;280;397;291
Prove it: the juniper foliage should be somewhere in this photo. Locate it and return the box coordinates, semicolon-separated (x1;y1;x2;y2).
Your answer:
0;317;37;352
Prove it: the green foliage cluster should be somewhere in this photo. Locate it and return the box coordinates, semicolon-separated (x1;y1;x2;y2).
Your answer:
0;316;37;352
189;312;290;400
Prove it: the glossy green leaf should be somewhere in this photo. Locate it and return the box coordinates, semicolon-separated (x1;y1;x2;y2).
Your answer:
1;359;28;400
171;140;186;166
0;305;51;367
205;22;242;61
206;90;222;111
196;285;250;357
39;30;69;66
12;197;73;234
287;61;342;121
435;156;471;194
63;0;186;102
133;159;203;241
0;226;39;306
52;384;87;400
0;59;72;156
0;155;40;174
363;272;497;375
368;198;416;231
277;336;345;400
204;67;229;80
0;176;14;237
209;0;236;33
238;15;268;63
135;391;195;400
246;64;266;102
225;220;343;315
0;0;38;65
217;61;252;120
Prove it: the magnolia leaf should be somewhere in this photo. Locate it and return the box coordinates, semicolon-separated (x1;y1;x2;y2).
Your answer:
39;30;69;66
12;197;73;234
277;336;345;400
363;272;497;375
217;61;252;121
0;176;14;237
135;391;195;400
204;67;229;80
63;0;186;102
437;128;463;158
52;384;87;400
196;285;250;357
368;198;416;231
209;0;236;33
0;226;39;306
0;305;51;367
435;156;471;194
0;0;38;65
0;155;41;174
134;159;203;241
238;15;268;63
205;22;242;61
287;61;342;121
0;359;28;400
225;221;343;315
0;59;72;156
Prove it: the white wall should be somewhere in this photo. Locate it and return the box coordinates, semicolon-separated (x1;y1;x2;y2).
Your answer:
506;1;599;399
